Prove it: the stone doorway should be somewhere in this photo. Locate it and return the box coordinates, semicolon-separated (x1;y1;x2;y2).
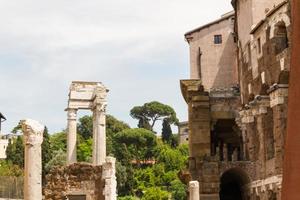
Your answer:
219;168;250;200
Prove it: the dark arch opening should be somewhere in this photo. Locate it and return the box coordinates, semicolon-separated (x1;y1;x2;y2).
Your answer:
219;168;250;200
274;21;289;54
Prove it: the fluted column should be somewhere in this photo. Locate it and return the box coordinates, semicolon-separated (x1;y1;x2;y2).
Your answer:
67;108;77;164
92;103;107;165
22;119;44;200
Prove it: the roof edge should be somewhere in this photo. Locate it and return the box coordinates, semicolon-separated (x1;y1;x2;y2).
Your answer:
184;11;235;37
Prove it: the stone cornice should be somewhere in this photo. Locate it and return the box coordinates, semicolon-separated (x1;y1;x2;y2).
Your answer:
180;79;207;103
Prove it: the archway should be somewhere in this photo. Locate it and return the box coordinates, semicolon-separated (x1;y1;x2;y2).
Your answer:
273;21;289;54
219;168;250;200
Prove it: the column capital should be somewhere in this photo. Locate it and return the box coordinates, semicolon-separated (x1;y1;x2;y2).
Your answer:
67;108;77;120
93;102;107;113
189;181;199;188
21;119;44;145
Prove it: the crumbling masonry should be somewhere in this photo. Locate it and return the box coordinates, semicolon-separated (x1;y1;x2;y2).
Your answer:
182;1;290;199
45;81;117;200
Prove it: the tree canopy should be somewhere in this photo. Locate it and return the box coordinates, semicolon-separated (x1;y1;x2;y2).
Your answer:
130;101;178;131
113;128;157;164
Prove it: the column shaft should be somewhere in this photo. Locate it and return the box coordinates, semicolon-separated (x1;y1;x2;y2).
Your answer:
93;104;106;165
22;119;44;200
67;109;77;164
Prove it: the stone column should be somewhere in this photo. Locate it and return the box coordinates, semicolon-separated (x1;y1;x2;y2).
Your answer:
92;103;107;165
189;181;200;200
67;108;77;164
21;119;44;200
103;157;117;200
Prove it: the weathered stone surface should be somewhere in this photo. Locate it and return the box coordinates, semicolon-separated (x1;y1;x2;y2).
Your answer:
189;181;200;200
21;119;44;200
181;1;290;199
44;163;104;200
66;81;108;165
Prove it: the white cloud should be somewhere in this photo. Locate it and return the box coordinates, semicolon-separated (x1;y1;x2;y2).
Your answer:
0;0;233;133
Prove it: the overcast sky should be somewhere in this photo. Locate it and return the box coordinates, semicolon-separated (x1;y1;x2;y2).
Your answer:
0;0;233;134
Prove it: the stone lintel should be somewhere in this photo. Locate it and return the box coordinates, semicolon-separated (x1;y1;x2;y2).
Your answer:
67;81;108;110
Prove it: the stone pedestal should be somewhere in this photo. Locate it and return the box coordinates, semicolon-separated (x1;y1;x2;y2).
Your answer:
67;108;77;165
93;104;107;165
21;119;44;200
189;181;200;200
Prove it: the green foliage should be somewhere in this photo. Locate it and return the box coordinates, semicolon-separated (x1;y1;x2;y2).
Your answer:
156;144;188;171
137;118;151;130
116;161;135;196
49;131;67;153
141;187;170;200
45;149;66;172
6;136;24;169
0;160;23;177
114;128;157;164
42;127;52;178
106;115;130;155
14;136;24;168
77;138;93;162
77;115;93;140
118;196;139;200
77;114;130;139
75;114;130;161
5;139;14;162
11;122;22;134
170;180;187;200
130;101;178;131
162;119;172;144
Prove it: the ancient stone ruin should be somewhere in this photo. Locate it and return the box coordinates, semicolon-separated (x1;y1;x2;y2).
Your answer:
22;119;45;200
44;81;117;200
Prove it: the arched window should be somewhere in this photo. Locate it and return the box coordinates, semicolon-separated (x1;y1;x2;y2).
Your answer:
274;21;288;54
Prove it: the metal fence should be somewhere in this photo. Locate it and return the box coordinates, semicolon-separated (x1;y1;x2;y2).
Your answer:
0;177;23;199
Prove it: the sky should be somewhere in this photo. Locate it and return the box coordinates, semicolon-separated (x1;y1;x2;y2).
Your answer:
0;0;233;134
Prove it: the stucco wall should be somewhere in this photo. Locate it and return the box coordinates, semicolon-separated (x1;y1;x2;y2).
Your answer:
186;14;238;91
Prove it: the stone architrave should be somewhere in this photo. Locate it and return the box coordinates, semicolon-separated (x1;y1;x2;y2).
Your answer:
21;119;45;200
189;181;200;200
67;108;78;164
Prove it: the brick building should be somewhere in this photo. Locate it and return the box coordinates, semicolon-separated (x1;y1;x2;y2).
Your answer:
180;0;290;199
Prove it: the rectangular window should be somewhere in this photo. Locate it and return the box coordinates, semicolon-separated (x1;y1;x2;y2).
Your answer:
214;35;222;44
257;38;261;54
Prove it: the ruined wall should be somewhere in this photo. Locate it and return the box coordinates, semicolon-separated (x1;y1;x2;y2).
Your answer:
44;163;104;200
239;2;290;104
178;122;189;145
